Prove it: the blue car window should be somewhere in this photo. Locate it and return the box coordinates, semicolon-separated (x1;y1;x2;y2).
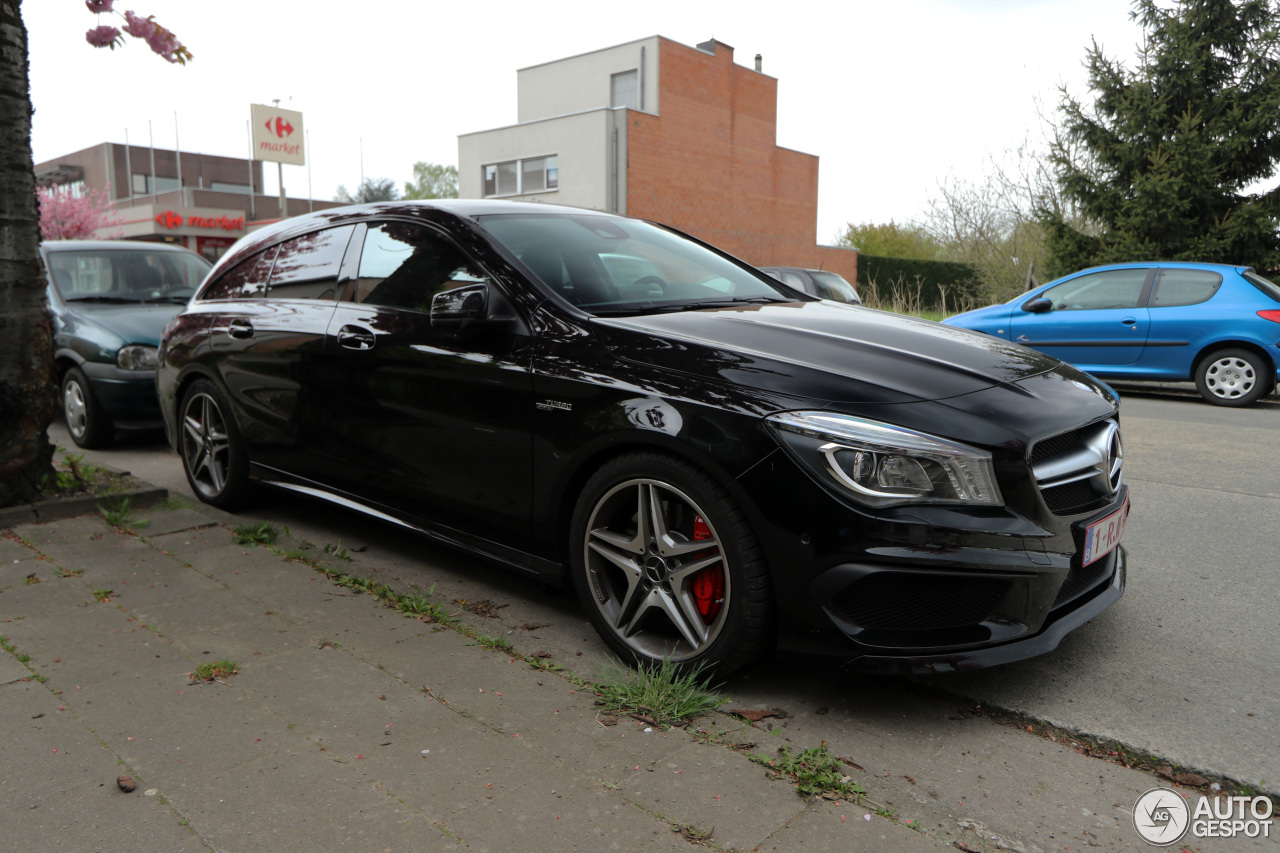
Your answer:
1150;269;1222;307
1040;269;1147;311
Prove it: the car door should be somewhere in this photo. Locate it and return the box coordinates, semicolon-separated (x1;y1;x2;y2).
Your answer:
1009;267;1153;367
1135;267;1224;376
209;225;354;481
318;219;537;548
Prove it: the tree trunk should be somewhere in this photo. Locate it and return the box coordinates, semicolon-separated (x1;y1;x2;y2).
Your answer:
0;0;56;507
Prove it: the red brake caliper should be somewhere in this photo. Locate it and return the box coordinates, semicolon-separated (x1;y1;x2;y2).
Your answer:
689;515;724;624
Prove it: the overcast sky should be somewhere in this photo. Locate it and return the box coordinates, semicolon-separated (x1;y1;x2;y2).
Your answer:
26;0;1147;242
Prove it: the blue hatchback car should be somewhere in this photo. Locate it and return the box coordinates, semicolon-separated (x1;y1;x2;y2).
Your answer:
943;262;1280;406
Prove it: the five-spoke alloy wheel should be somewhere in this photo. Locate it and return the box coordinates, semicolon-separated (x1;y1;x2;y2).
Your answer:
572;453;772;673
179;379;250;509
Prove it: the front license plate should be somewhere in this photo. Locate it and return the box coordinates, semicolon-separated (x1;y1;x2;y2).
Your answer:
1082;497;1129;567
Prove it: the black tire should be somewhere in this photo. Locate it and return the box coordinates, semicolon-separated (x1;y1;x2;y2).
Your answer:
61;366;112;448
1194;348;1271;407
570;451;773;674
178;379;251;510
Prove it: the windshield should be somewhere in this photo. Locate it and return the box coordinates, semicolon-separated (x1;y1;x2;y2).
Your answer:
477;213;793;315
809;271;860;303
46;247;212;304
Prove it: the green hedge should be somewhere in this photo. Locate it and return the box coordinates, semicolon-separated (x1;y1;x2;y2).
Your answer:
855;255;982;311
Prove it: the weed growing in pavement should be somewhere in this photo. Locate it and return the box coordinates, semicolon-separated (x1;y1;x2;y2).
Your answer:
594;656;725;728
92;588;114;602
55;567;84;578
470;633;516;654
23;573;40;585
750;743;867;801
671;822;715;844
232;521;278;546
322;541;353;561
397;591;458;626
99;498;149;531
190;659;239;682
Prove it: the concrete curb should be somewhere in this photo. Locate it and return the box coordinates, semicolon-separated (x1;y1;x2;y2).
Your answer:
0;484;168;529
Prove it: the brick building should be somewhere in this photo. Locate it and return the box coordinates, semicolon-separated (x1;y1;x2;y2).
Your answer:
458;36;857;282
35;143;341;263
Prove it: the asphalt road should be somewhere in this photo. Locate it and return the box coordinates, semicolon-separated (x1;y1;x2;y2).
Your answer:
45;383;1280;797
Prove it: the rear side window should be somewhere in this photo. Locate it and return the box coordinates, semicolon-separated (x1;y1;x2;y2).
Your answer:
268;226;356;300
352;222;490;312
1150;269;1222;307
199;247;277;301
772;270;807;290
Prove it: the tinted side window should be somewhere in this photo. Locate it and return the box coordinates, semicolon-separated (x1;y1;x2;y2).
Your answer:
1150;269;1222;307
774;271;807;291
1039;269;1148;311
353;222;490;312
268;226;356;300
198;247;277;301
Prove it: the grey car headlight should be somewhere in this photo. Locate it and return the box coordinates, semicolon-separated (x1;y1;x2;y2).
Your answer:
117;345;159;371
765;411;1003;508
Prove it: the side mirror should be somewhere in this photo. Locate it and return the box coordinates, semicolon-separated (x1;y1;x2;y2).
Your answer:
1023;298;1052;314
430;283;488;328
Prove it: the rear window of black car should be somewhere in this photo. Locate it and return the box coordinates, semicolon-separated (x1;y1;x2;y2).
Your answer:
199;247;277;301
268;226;355;300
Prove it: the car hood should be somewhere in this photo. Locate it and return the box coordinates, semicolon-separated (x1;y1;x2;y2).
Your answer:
593;301;1064;405
59;302;185;348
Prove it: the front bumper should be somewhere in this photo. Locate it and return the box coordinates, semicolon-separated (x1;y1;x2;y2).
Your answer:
739;447;1130;672
80;361;164;430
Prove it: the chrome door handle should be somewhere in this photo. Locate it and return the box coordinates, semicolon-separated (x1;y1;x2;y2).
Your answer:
228;319;254;339
337;325;375;351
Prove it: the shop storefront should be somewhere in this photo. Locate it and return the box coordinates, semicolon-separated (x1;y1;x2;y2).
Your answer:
107;203;250;263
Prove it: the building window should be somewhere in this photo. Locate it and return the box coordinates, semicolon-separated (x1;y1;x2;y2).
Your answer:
210;181;253;195
132;173;180;194
611;69;639;109
482;156;558;197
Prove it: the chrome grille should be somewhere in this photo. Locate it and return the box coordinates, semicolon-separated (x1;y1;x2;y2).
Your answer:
1031;419;1123;517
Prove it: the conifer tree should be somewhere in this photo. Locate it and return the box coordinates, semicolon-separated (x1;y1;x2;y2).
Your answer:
1043;0;1280;275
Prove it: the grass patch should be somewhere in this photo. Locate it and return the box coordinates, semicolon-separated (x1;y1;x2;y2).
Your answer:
594;656;725;728
190;659;239;682
92;588;114;602
55;567;84;578
232;521;278;546
751;743;867;801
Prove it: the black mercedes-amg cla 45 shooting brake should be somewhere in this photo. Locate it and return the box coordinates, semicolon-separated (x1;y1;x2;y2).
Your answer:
158;200;1129;674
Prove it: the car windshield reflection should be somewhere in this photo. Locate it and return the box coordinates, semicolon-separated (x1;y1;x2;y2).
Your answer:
478;213;792;315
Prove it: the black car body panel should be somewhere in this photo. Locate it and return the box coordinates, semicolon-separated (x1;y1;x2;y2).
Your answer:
158;201;1129;672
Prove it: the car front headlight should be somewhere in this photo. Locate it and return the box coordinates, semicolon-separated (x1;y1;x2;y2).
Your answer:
117;345;159;371
765;411;1003;508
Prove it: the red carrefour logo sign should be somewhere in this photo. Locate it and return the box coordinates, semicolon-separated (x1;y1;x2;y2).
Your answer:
265;116;295;138
155;211;245;231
